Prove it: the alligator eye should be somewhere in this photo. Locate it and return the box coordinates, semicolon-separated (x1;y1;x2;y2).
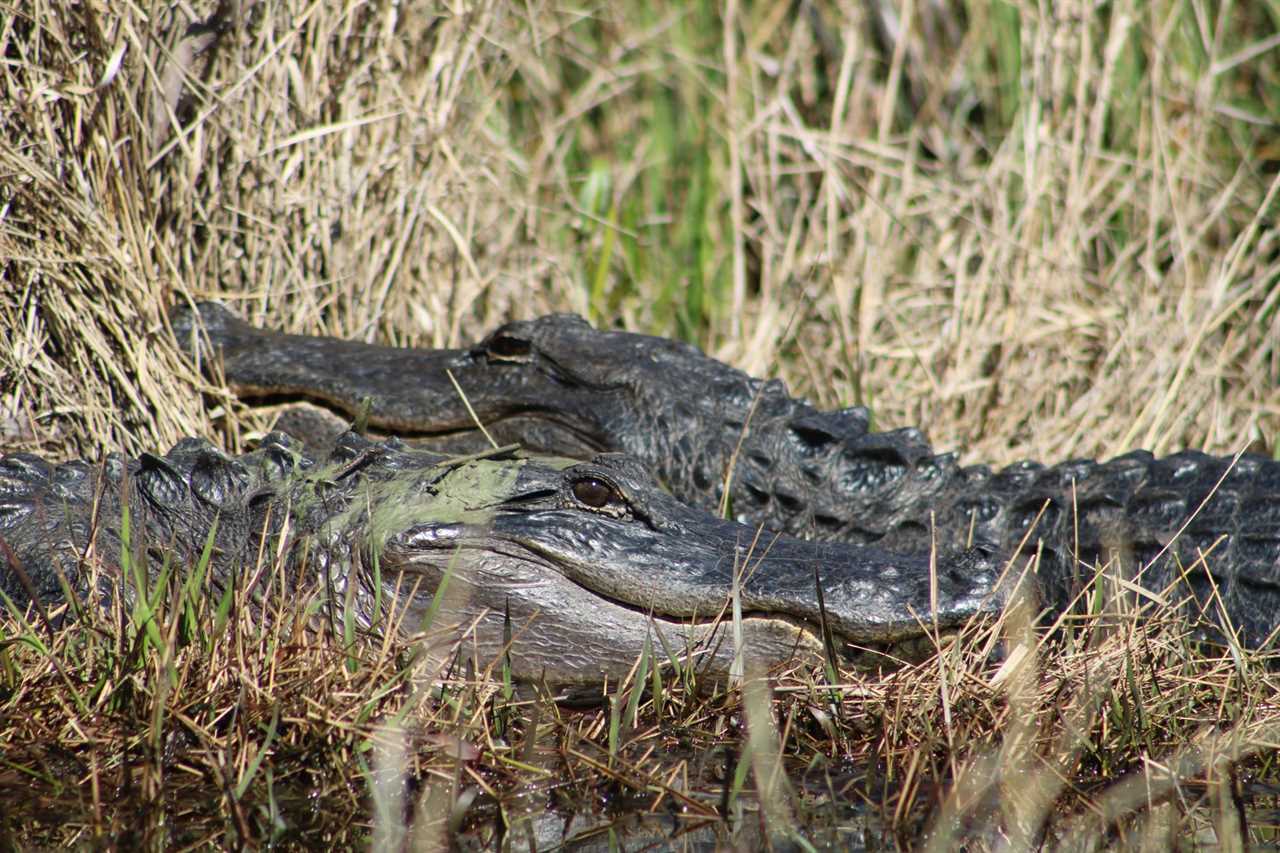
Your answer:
572;477;617;509
486;334;532;361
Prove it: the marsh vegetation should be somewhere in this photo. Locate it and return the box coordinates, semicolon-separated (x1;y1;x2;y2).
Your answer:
2;0;1279;847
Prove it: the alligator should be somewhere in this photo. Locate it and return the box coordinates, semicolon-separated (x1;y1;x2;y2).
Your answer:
0;431;1004;688
171;304;1280;648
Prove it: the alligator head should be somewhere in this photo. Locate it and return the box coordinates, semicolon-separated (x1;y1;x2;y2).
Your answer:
172;304;702;460
354;447;1006;686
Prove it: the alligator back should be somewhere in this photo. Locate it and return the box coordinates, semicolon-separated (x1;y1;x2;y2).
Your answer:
0;434;308;616
757;436;1280;646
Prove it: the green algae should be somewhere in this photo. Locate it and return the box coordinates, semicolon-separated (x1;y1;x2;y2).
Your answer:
321;459;529;558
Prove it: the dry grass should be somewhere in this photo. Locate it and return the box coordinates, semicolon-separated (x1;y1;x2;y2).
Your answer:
3;0;1280;848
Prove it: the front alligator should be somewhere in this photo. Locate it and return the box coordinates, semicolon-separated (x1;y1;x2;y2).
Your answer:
173;306;1280;647
0;433;1003;687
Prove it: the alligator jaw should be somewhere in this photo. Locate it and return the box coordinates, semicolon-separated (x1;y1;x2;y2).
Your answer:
172;302;621;455
370;458;1007;686
381;533;832;688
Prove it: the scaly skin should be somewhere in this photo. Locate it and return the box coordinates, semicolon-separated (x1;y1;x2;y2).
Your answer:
171;305;1280;647
0;432;1003;687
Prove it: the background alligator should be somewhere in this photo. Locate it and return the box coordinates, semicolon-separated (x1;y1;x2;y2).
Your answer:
0;431;1002;687
172;303;1280;648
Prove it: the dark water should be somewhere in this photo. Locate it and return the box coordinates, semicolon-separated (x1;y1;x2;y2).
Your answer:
5;734;1280;850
